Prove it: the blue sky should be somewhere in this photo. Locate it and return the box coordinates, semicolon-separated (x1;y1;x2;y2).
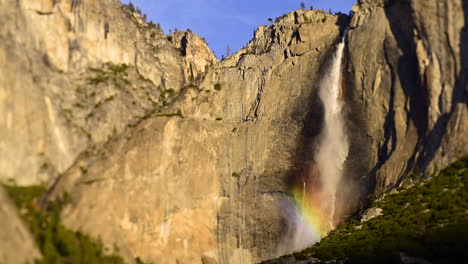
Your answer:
120;0;356;58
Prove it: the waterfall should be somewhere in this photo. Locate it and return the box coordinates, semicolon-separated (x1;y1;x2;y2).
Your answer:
277;31;349;255
315;30;349;228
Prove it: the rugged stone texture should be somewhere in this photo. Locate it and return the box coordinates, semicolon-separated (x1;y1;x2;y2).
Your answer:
48;9;345;264
360;207;383;222
0;0;186;185
0;187;41;264
342;0;468;201
169;30;218;80
1;0;466;264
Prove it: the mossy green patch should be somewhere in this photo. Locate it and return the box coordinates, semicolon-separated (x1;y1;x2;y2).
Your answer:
106;63;129;73
3;185;46;209
214;83;222;91
87;75;109;85
153;109;184;118
266;155;468;264
2;185;130;264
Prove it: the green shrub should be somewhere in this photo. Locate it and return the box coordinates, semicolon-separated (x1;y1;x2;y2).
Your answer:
107;63;129;73
3;185;128;264
154;109;184;118
273;156;468;263
87;75;109;85
214;83;222;91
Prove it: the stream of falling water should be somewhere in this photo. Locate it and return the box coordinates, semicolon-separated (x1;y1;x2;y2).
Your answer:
277;31;349;255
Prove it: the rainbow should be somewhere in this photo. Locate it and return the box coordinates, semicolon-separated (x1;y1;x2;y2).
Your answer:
278;30;348;254
277;176;337;254
291;180;335;240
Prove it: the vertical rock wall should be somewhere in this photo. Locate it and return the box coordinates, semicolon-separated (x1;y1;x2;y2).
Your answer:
1;0;466;263
342;0;467;203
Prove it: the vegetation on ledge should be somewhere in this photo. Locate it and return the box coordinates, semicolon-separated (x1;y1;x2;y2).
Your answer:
2;184;140;264
265;155;468;264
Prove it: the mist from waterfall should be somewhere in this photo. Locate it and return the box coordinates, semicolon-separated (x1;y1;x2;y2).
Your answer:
277;31;349;255
315;31;349;228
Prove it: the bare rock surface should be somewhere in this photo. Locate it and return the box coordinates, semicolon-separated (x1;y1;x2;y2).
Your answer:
49;8;344;264
360;207;383;222
0;188;41;264
0;0;466;263
343;0;467;198
0;0;186;184
169;30;218;80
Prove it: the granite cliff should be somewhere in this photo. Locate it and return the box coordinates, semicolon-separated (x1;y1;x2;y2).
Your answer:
0;0;466;263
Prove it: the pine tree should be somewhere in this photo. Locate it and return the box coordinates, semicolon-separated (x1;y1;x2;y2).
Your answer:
128;2;135;12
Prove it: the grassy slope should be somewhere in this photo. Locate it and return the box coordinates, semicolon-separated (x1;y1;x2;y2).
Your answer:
266;156;468;264
2;185;130;264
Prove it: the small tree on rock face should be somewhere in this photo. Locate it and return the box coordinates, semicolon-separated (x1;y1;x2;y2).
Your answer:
128;2;135;12
300;2;306;9
268;17;273;23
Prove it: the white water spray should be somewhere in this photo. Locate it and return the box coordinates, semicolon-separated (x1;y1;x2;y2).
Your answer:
315;31;349;228
276;32;350;256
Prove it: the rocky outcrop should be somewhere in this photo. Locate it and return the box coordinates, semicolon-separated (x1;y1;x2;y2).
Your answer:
169;30;218;80
48;9;345;264
360;207;383;222
1;0;466;263
0;188;41;264
341;0;467;204
0;0;186;185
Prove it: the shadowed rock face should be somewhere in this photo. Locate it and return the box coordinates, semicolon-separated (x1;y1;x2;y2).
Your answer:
341;0;467;206
0;0;466;263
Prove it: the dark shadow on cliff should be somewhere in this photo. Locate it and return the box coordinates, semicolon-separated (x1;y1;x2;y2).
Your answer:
362;32;401;197
384;0;468;176
384;0;428;175
215;35;347;261
346;0;428;196
215;17;356;262
285;32;346;193
459;1;468;106
336;13;351;33
417;0;468;171
283;26;367;226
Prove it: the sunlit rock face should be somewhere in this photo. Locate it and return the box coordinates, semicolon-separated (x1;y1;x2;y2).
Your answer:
48;8;345;264
1;0;466;263
0;188;41;264
0;0;185;185
168;30;219;81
